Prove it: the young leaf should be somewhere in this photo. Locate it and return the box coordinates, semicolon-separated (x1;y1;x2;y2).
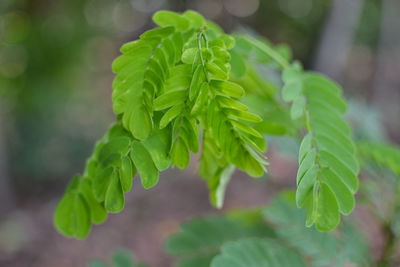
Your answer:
282;79;302;102
160;103;185;129
211;79;244;98
211;238;306;267
290;95;306;120
209;165;235;209
93;167;114;202
153;11;190;31
80;179;107;224
105;172;125;213
141;126;172;171
54;177;91;239
130;141;159;189
119;156;135;193
153;90;188;111
172;137;190;169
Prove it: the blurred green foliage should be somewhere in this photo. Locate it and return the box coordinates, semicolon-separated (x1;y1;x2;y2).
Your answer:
149;191;371;266
1;0;109;180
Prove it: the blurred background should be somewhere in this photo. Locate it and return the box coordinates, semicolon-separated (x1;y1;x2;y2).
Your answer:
0;0;399;266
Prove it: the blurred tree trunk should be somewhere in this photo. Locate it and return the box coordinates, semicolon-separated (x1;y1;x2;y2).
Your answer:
372;0;400;142
0;104;15;214
313;0;364;83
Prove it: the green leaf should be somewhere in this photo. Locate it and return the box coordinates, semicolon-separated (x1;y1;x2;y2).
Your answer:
298;133;312;164
140;26;175;40
130;141;159;189
216;95;248;111
219;34;235;50
296;148;316;185
282;79;302;102
123;104;153;140
105;172;125;213
206;63;228;80
290;95;306;120
160;103;185;129
189;65;206;101
320;168;354;215
141;126;171;171
164;64;192;92
282;67;301;83
315;135;359;175
119;156;135;193
211;79;244;98
93;166;114;202
240;134;266;153
172;137;190;169
54;193;77;237
172;33;184;62
183;10;205;28
98;137;130;164
152;11;190;31
296;165;318;208
209;165;235;208
230;120;262;138
181;118;200;153
241;151;266;177
211;238;306;267
229;49;247;79
153;89;188;110
54;178;91;239
182;48;198;64
191;82;209;115
319;151;358;193
80;179;107;224
226;109;262;123
314;183;340;231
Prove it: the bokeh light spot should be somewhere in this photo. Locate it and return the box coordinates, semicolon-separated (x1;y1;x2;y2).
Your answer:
1;11;30;44
0;45;28;78
131;0;166;13
223;0;259;18
113;2;147;33
194;0;223;19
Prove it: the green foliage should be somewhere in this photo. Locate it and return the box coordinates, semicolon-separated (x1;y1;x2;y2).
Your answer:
54;176;92;239
211;238;306;267
166;210;274;266
357;141;400;176
282;67;359;231
55;9;363;238
166;192;370;267
264;192;370;266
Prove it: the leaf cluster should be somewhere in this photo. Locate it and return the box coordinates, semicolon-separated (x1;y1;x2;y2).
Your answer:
55;9;365;237
165;192;370;267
